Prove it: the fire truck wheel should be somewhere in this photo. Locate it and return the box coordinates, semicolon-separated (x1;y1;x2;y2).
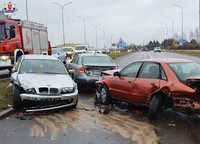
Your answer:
12;86;23;110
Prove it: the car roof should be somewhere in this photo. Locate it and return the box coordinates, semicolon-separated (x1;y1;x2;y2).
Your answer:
23;55;58;60
77;53;109;57
140;58;194;63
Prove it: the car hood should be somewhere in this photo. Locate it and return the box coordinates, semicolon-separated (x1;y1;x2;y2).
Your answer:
17;74;74;89
101;69;121;75
186;75;200;81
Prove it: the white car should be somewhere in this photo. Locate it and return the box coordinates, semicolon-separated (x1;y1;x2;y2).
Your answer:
10;55;78;112
154;47;161;52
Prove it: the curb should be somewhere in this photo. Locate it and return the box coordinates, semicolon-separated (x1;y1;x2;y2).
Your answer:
0;107;14;120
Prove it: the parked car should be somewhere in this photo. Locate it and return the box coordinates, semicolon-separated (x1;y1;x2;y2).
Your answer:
67;53;117;88
10;55;78;112
154;47;161;52
52;48;67;64
96;58;200;120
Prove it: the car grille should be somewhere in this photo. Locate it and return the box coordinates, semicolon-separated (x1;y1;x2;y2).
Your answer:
39;87;59;94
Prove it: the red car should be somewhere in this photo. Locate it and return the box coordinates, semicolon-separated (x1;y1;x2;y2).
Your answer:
96;58;200;120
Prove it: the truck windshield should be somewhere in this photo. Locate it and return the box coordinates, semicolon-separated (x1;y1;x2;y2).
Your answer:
0;23;6;41
76;46;86;50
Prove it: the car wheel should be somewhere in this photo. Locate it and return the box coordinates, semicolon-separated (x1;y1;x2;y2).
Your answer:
148;95;164;120
12;86;23;110
99;85;111;105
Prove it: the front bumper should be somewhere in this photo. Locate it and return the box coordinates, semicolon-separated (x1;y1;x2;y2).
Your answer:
20;90;78;112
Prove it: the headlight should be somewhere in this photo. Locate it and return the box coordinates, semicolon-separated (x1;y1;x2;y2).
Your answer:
25;88;36;94
0;56;10;60
61;87;74;93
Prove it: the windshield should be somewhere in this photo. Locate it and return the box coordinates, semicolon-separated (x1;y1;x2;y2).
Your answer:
63;48;73;52
76;46;86;50
168;62;200;82
19;59;67;74
0;23;5;41
82;56;113;65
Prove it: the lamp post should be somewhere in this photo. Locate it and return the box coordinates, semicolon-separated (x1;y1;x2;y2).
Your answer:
174;4;184;40
78;16;90;45
26;0;28;20
166;16;174;39
92;24;100;49
100;28;107;48
161;23;169;39
52;2;72;46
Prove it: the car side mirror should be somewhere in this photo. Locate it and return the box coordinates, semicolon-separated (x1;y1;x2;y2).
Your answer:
113;71;121;77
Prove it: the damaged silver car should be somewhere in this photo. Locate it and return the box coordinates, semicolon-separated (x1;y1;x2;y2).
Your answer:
10;55;78;112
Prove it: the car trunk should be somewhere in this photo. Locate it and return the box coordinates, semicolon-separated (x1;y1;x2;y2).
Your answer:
186;77;200;98
83;64;116;76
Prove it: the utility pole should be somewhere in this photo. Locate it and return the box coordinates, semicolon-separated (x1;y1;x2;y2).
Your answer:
26;0;28;20
78;16;90;45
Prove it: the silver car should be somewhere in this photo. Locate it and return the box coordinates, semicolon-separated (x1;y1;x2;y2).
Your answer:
10;55;78;112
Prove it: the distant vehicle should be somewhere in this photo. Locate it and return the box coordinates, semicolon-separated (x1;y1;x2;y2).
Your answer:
0;19;52;73
62;46;76;58
75;45;88;54
52;48;67;64
154;47;161;52
96;58;200;120
67;53;117;88
10;55;78;112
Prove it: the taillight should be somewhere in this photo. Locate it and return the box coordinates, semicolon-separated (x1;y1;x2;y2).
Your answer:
79;68;85;73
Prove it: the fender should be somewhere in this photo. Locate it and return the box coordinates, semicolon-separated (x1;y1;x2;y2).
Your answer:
14;49;24;64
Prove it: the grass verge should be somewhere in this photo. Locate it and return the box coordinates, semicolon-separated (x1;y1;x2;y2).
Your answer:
0;79;12;110
108;52;130;59
172;50;200;57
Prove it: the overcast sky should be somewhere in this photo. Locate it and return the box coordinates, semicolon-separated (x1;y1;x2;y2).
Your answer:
1;0;199;47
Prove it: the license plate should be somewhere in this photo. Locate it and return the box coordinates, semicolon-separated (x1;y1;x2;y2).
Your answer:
0;59;11;66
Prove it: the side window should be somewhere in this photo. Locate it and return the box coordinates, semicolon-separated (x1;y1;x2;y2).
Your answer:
120;62;142;78
161;68;167;80
138;62;160;79
5;24;16;39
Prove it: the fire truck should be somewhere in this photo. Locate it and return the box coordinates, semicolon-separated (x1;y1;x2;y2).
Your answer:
0;19;52;72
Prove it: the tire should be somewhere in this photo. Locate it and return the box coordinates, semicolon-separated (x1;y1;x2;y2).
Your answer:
148;95;164;120
12;86;23;110
99;85;111;105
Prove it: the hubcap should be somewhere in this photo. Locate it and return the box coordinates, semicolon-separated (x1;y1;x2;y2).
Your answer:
100;88;106;103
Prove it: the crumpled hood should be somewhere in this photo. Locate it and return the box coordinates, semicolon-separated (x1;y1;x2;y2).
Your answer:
17;74;74;90
101;69;121;75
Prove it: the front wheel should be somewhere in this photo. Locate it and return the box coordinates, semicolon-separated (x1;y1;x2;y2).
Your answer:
12;86;23;110
98;85;111;105
148;95;164;120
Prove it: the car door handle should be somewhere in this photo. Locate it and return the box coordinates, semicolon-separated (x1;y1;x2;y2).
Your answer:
128;81;132;84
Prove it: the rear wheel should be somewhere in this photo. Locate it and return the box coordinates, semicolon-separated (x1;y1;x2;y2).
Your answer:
12;86;23;110
148;95;164;120
99;85;111;105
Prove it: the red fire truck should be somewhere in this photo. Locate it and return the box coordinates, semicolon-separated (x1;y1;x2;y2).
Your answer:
0;19;52;72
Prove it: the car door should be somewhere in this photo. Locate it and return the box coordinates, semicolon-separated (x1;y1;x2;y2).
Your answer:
132;62;161;104
110;62;143;101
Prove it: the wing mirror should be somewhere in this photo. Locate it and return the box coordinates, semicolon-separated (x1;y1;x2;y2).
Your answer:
113;71;121;77
68;69;75;77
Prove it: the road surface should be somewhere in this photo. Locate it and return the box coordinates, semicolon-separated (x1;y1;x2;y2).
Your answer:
0;51;200;144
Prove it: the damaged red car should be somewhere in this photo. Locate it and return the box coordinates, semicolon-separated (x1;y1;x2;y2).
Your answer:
96;58;200;120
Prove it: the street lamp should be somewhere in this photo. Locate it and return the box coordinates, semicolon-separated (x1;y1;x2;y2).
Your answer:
173;4;184;40
52;2;72;46
100;28;107;48
161;23;169;39
78;16;90;45
26;0;28;20
166;16;175;39
92;24;100;49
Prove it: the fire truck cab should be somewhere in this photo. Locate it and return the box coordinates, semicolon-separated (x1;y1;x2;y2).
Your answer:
0;19;51;72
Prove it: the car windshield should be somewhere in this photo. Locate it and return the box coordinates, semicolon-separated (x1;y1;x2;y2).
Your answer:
0;23;6;41
168;62;200;82
19;59;67;74
76;46;85;50
82;56;113;65
63;48;72;52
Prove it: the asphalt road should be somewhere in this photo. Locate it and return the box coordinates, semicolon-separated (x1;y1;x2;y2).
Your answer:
0;51;200;144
